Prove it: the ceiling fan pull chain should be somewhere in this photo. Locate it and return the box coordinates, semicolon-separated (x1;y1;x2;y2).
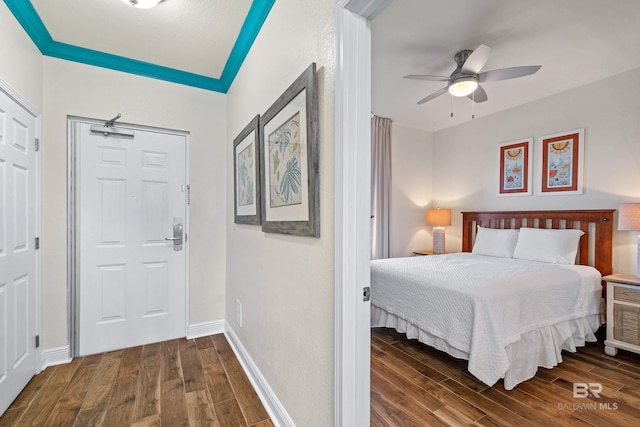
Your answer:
450;93;453;118
471;91;475;119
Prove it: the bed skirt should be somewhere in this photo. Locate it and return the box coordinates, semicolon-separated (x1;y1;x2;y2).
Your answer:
371;304;601;390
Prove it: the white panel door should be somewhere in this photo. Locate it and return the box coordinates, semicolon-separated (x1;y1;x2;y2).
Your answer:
77;122;187;356
0;90;38;415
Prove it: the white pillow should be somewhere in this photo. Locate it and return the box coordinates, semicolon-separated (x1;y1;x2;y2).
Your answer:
512;227;584;264
472;227;520;258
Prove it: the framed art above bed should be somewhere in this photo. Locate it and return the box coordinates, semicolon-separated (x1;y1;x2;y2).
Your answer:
538;129;585;196
498;138;532;196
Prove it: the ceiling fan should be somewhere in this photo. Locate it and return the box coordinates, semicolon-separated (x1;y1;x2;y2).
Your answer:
404;44;541;105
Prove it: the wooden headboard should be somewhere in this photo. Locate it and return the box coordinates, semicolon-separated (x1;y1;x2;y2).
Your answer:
462;210;615;278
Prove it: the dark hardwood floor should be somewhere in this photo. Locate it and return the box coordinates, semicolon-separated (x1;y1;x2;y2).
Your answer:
6;328;639;426
0;334;273;427
371;327;640;426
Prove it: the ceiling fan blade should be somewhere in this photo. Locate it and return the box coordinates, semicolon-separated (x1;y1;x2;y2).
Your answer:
479;65;541;82
468;85;488;103
404;74;448;82
417;87;448;104
461;44;492;74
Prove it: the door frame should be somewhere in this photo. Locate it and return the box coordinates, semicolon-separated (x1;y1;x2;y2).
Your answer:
0;78;42;372
67;116;190;357
334;1;390;425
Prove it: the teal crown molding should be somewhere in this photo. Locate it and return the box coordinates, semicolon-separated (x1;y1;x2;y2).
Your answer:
3;0;275;93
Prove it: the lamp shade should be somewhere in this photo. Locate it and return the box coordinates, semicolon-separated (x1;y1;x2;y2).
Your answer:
618;203;640;230
426;208;451;227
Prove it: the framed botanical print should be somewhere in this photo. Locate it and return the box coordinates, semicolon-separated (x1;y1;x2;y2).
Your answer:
538;128;584;195
260;63;319;237
233;115;261;224
498;138;532;196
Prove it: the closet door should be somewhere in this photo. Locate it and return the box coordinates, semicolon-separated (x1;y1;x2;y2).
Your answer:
0;88;39;416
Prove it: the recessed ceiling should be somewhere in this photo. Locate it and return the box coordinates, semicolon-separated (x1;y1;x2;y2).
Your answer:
5;0;275;92
372;0;640;132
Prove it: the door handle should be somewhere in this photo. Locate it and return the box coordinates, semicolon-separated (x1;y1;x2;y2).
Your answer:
166;218;183;251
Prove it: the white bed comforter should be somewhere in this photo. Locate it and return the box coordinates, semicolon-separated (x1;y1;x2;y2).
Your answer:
370;253;602;388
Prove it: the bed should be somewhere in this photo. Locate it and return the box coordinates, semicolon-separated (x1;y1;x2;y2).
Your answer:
370;209;614;389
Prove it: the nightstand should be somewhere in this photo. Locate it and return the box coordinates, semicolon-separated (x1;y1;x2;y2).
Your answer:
603;274;640;357
413;250;435;256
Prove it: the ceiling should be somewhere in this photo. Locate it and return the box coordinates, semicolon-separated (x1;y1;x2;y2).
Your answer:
5;0;275;92
372;0;640;132
7;0;640;124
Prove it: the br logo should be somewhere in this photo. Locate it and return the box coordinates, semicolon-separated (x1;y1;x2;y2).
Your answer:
573;383;602;398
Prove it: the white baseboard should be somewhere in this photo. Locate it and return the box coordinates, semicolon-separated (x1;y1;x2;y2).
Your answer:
38;320;224;372
224;322;294;427
187;319;225;339
40;346;72;372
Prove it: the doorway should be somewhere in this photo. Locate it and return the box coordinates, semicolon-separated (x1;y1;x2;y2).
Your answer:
68;117;189;356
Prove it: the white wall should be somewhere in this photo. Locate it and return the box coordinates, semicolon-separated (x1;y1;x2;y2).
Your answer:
225;0;335;425
430;67;640;274
390;122;433;256
41;58;227;348
0;2;42;109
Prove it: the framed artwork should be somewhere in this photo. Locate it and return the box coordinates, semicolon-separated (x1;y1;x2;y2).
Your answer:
233;115;261;224
498;138;532;196
538;128;584;195
260;63;319;237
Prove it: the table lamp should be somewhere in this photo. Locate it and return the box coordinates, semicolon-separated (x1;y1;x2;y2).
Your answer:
618;203;640;277
426;208;451;254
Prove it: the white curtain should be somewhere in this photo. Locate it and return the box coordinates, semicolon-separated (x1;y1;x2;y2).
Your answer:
371;115;392;259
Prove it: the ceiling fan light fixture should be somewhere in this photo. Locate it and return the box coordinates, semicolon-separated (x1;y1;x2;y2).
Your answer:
448;76;479;97
120;0;162;9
